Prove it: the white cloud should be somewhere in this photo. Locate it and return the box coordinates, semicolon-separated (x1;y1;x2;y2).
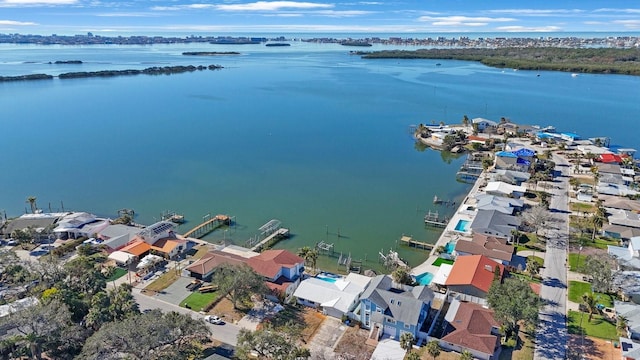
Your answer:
612;19;640;29
216;1;333;11
0;19;37;25
488;9;584;16
0;0;77;5
496;25;562;32
419;15;515;27
313;10;372;17
594;8;640;14
96;12;160;18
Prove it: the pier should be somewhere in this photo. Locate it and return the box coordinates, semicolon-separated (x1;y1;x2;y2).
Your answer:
399;235;434;250
456;153;484;183
246;219;290;251
424;210;448;228
182;214;230;239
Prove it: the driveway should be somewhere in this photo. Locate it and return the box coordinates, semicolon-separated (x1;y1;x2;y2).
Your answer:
152;276;193;306
307;317;346;359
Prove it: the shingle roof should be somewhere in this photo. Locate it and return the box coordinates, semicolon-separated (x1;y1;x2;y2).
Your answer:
442;300;500;356
454;233;514;262
445;255;504;294
246;249;303;278
470;210;521;238
184;250;246;275
360;275;434;326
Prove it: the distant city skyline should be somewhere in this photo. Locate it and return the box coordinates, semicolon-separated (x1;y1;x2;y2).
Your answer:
1;0;639;36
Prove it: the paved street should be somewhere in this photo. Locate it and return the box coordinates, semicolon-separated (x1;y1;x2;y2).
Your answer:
534;154;570;360
132;288;241;346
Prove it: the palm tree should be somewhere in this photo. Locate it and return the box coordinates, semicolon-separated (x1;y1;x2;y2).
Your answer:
399;332;414;351
25;196;37;214
460;350;474;360
590;210;605;241
462;115;469;127
510;229;521;247
406;351;421;360
526;257;541;279
426;340;441;360
617;315;629;337
582;292;598;322
297;246;318;273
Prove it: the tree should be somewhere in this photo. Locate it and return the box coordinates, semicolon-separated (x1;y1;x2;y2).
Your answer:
581;292;598;323
521;204;552;237
391;266;413;285
617;315;629;336
569;177;580;192
78;311;210;360
583;254;615;293
510;229;521;247
462;115;469;127
214;263;268;309
487;278;543;338
460;350;474;360
399;332;414;351
526;257;541;278
425;340;441;360
26;196;38;214
406;351;421;360
236;324;310;360
297;246;318;273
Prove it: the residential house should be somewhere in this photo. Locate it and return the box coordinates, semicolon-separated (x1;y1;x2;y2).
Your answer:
137;221;176;244
616;300;640;340
609;237;640;270
560;132;581;142
150;238;189;259
184;250;248;281
107;250;136;266
119;239;152;260
97;224;141;252
619;337;640;360
474;194;524;215
445;255;504;298
440;299;502;360
359;275;435;341
246;249;305;299
601;195;640;213
454;233;514;265
293;273;372;319
472;118;498;132
490;169;531;185
603;224;640;244
484;182;526;199
609;211;640;229
614;272;640;304
53;212;111;240
494;151;519;170
470;209;521;241
599;153;623;164
1;212;64;238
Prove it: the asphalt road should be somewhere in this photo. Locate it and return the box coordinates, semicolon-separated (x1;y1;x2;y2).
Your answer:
534;154;570;360
132;288;241;346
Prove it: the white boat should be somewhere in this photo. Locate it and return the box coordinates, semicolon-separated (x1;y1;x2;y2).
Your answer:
571;73;579;77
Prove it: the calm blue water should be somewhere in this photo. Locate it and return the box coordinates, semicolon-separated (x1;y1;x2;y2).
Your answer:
1;42;639;272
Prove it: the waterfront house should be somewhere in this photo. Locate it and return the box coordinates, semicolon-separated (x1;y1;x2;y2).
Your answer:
246;249;305;299
472;118;498;132
137;221;176;244
445;255;504;298
490;169;531;185
484;182;526;199
359;275;435;342
119;239;152;260
184;250;248;280
615;300;640;340
469;209;521;241
97;224;141;252
150;238;188;259
474;194;524;215
494;151;519;170
53;212;110;240
454;233;514;265
293;273;371;319
619;337;640;360
598;153;623;164
439;299;502;360
1;212;64;238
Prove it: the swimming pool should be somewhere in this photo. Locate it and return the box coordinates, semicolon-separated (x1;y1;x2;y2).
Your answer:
454;219;470;232
415;272;434;286
444;242;455;254
316;272;340;283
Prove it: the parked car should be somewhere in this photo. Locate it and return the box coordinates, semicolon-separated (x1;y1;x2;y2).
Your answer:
204;315;223;325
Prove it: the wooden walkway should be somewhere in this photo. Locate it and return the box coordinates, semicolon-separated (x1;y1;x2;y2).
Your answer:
399;235;434;250
250;228;290;251
182;214;230;238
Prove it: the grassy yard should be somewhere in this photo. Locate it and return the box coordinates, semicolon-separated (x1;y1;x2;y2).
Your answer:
568;281;614;308
570;234;619;250
529;256;544;267
510;272;542;284
568;253;588;272
570;202;596;214
106;267;128;282
499;330;536;360
568;310;617;340
432;258;454;267
144;270;180;293
180;291;220;312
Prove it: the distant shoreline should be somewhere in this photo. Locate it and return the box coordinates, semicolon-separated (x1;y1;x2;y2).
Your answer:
357;47;640;76
0;64;223;82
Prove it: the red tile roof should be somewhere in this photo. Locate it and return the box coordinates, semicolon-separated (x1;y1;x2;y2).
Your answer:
445;255;504;294
442;301;500;355
120;239;151;257
246;249;303;279
599;153;622;164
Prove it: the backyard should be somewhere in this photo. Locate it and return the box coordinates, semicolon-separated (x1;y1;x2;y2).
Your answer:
568;281;614;308
568;310;617;340
106;267;128;282
180;290;220;312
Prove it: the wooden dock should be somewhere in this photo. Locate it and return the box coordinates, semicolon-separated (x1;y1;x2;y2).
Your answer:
250;227;290;251
182;214;230;238
399;235;434;250
424;210;448;228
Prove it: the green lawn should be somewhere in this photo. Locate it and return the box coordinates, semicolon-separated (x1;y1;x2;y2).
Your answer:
106;267;128;282
568;310;617;340
529;256;544;267
432;258;454;267
180;291;219;312
568;253;588;272
569;202;596;214
568;281;614;307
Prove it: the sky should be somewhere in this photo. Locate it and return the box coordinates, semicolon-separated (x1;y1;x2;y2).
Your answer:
0;0;639;36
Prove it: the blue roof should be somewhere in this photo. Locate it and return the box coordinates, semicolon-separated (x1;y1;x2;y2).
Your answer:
562;132;580;139
517;158;531;166
536;132;553;139
512;148;535;157
496;151;518;158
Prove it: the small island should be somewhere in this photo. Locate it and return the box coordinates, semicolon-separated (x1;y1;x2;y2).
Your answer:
182;51;240;56
340;41;372;47
265;43;291;47
358;47;640;76
51;60;83;64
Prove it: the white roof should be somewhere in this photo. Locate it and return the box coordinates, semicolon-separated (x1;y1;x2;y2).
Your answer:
294;277;366;314
432;263;453;285
485;181;526;196
108;250;136;264
472;117;497;125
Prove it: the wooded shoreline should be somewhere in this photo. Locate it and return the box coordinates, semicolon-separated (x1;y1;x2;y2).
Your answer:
357;47;640;75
